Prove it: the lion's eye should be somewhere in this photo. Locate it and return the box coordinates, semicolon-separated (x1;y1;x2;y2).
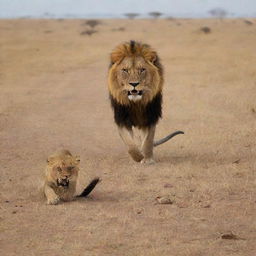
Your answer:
57;167;62;172
140;68;146;73
67;166;74;171
122;68;128;73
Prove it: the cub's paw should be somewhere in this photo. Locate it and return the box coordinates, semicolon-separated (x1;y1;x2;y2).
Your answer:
47;197;60;205
140;158;155;165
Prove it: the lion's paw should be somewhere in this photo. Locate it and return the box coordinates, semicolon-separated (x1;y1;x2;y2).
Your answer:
47;197;60;205
140;158;155;165
128;148;144;162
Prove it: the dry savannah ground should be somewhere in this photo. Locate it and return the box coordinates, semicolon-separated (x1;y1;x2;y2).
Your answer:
0;18;256;256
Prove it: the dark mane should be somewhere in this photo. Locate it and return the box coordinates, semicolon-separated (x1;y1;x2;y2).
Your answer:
110;93;162;129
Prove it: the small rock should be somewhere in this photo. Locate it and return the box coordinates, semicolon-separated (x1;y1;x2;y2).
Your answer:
136;209;143;214
232;159;240;164
156;196;174;204
221;232;239;240
163;183;173;188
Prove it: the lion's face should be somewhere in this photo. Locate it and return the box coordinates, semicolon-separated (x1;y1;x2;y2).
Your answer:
47;156;79;187
108;41;163;105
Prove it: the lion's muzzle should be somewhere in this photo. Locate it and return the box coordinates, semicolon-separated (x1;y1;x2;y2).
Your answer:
57;178;69;187
128;90;143;101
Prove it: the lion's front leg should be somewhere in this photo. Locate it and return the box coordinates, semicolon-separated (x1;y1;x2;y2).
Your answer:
118;126;144;162
44;184;60;205
140;125;156;164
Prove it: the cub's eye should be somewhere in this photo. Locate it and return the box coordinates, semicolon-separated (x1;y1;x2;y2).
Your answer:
67;166;74;171
57;167;62;172
140;68;146;73
122;68;128;73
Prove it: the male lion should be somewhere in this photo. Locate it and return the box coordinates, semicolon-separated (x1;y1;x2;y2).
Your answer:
108;40;183;164
44;150;100;205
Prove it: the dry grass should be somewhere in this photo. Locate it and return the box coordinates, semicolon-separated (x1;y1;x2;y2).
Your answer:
0;18;256;256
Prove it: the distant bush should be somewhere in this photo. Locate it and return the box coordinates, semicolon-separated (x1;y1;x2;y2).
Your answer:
148;12;163;19
80;29;97;36
244;19;253;25
124;13;139;19
208;8;227;19
84;20;101;28
200;26;211;34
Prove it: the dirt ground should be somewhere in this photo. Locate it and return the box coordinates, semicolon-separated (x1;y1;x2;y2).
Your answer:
0;18;256;256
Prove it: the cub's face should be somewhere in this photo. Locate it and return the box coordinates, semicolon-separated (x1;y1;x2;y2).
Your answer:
47;157;79;187
110;56;161;105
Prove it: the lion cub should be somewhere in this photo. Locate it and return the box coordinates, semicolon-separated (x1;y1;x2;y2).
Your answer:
44;149;100;205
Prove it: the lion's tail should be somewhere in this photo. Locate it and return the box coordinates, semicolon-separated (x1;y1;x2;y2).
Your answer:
77;177;100;198
153;131;184;147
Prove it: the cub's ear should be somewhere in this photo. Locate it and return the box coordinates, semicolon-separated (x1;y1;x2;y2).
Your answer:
75;155;80;164
46;156;54;164
46;156;55;164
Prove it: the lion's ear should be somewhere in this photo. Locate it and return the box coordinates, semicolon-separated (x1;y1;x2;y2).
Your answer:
148;51;157;64
110;51;123;65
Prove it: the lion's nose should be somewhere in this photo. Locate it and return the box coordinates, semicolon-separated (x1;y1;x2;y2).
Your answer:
129;82;139;87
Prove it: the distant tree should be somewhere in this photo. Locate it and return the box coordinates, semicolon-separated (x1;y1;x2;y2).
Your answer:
208;8;227;19
149;12;163;19
85;20;101;28
124;13;139;19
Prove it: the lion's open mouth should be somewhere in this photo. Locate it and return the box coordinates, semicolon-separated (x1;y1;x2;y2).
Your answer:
57;178;69;187
128;90;143;101
128;90;143;96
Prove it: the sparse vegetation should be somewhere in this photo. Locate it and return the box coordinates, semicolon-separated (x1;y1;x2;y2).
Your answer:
166;16;175;21
83;19;101;28
112;27;125;32
244;19;253;25
200;26;211;34
208;8;228;19
124;13;139;19
80;29;97;36
149;11;163;19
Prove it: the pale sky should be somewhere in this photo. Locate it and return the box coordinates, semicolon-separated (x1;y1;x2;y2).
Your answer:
0;0;255;18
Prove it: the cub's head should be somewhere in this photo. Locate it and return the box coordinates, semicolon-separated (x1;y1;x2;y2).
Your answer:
108;41;163;105
46;152;80;187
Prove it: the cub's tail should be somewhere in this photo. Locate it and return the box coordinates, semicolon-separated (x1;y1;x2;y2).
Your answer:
154;131;184;147
77;177;100;198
